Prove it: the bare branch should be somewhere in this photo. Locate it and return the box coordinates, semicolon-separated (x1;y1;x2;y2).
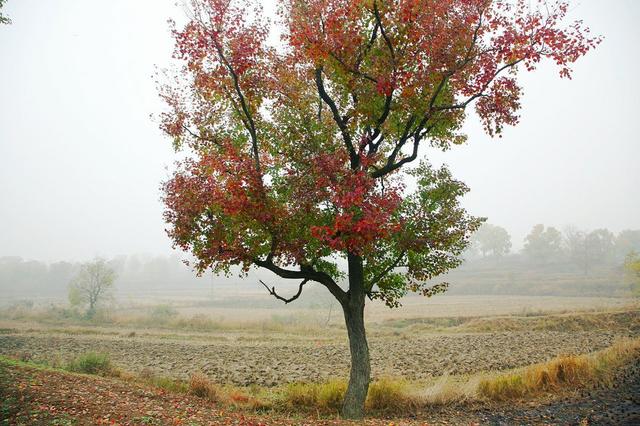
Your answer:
254;256;347;304
260;279;308;304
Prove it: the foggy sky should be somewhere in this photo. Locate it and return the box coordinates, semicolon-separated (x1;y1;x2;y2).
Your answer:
0;0;638;263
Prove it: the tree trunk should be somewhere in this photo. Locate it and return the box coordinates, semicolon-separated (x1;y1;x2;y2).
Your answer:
341;253;371;419
87;297;96;319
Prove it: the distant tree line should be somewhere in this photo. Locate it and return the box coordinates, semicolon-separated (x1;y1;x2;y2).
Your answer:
466;224;640;272
1;225;638;301
0;254;216;301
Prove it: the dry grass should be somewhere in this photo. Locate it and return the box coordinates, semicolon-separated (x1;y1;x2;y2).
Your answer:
478;337;640;400
188;372;221;402
418;373;480;405
278;337;640;412
460;309;640;333
366;377;415;413
281;379;347;412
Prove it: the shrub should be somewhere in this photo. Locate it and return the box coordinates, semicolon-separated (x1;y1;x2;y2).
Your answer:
65;352;112;375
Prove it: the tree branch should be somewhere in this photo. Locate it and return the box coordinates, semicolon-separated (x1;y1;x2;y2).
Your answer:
315;67;358;168
366;251;406;292
433;59;523;112
254;257;347;304
210;35;261;173
371;117;424;178
182;125;222;147
372;30;519;178
373;1;395;66
259;278;308;304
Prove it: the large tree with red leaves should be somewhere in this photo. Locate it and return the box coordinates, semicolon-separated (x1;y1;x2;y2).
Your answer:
158;0;598;418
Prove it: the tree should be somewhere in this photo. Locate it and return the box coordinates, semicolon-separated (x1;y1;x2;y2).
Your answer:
584;228;615;266
471;223;511;258
68;258;116;319
615;230;640;262
564;227;615;273
624;251;640;297
158;0;597;418
0;0;11;25
563;225;587;270
523;224;563;264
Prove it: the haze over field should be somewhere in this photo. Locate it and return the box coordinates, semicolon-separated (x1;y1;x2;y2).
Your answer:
0;0;638;264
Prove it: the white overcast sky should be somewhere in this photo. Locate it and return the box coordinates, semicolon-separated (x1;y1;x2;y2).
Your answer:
0;0;638;262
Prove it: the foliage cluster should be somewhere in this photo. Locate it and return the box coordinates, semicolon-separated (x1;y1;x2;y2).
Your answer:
0;0;10;25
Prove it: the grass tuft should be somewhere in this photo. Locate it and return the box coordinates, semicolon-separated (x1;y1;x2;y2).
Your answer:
189;372;221;402
280;379;346;411
366;377;414;413
65;352;112;376
317;379;347;411
283;382;318;407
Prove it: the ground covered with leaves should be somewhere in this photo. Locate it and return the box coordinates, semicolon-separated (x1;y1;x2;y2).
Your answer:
0;358;459;425
1;355;640;425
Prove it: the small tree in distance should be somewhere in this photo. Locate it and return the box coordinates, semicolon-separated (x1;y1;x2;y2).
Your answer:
523;224;563;265
68;258;116;319
158;0;598;418
471;223;512;258
564;226;615;274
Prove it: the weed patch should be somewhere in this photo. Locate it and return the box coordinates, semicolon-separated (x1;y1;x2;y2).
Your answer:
65;352;113;376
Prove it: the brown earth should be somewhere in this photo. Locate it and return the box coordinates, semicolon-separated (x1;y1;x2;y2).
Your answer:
0;328;636;387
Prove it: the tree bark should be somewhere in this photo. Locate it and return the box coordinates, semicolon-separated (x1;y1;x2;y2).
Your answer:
341;253;371;419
